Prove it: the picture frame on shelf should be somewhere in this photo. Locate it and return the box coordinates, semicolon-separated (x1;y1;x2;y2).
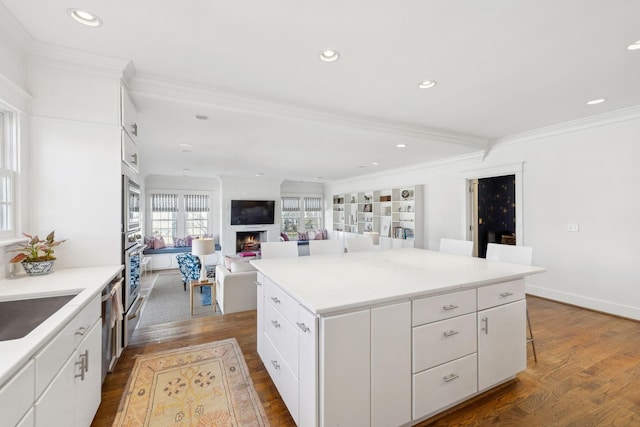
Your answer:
381;217;391;237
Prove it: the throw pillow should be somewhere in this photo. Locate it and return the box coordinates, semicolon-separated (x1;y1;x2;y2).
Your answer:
144;236;155;249
298;231;308;241
280;232;289;241
322;229;329;240
315;230;325;240
154;236;166;249
174;237;189;247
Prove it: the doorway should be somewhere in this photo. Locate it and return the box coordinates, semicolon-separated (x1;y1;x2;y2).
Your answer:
465;163;523;258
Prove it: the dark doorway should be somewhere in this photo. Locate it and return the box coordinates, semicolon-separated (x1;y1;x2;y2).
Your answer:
477;174;516;258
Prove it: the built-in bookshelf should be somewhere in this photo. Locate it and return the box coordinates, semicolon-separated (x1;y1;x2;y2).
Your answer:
332;185;423;248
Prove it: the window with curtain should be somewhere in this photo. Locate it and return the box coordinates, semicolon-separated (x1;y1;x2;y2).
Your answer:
304;196;323;231
185;194;209;237
281;197;300;239
150;193;178;244
281;195;323;238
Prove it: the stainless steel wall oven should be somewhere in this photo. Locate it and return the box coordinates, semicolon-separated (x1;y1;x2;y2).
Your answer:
122;175;143;347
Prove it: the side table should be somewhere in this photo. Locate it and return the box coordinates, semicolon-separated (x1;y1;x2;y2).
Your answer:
190;279;216;315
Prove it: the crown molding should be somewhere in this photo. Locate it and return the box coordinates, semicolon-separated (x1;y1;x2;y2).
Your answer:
27;41;131;79
129;74;489;149
0;73;31;112
0;3;31;52
328;151;486;185
491;105;640;148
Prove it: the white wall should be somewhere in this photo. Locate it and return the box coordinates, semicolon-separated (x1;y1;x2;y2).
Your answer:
326;116;640;320
219;175;283;256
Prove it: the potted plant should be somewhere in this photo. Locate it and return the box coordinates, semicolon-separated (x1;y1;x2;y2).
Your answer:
9;231;66;275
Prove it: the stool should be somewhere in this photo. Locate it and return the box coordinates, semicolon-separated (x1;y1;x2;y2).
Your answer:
190;279;216;315
141;256;151;276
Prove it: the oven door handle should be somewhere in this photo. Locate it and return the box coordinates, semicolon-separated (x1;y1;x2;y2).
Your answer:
127;296;144;321
127;246;144;258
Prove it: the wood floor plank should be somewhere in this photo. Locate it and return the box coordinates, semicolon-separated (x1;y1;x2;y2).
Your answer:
91;296;640;426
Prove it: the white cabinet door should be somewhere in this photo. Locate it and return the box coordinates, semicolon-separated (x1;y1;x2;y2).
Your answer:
371;302;411;427
477;299;526;391
75;320;102;427
297;306;318;427
320;310;370;427
120;87;138;140
35;320;101;427
256;274;264;358
0;360;34;427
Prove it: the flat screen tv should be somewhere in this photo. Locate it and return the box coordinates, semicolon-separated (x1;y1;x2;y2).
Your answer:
230;200;276;225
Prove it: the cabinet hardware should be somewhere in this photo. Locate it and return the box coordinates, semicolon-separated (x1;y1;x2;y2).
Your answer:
255;281;261;286
296;322;310;333
443;330;459;337
270;297;281;304
271;320;281;328
500;292;513;298
443;374;459;382
131;123;138;137
481;317;489;334
75;351;88;380
75;326;87;336
271;360;280;370
443;304;458;311
131;153;138;166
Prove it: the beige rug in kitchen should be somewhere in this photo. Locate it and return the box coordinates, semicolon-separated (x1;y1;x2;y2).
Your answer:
113;338;270;427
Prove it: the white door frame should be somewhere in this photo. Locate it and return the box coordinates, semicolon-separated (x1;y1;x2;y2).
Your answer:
460;162;525;250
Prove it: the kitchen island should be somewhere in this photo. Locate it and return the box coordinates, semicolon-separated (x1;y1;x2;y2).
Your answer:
251;248;545;427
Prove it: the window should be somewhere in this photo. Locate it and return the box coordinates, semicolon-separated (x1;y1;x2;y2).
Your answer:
149;192;210;245
281;195;323;238
0;108;16;240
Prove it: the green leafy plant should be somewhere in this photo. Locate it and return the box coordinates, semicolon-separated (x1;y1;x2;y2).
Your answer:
9;231;66;263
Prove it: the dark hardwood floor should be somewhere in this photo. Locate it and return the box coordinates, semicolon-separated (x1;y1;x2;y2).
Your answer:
92;296;640;427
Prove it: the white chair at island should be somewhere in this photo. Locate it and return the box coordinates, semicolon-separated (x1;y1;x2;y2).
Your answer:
486;242;537;362
309;239;343;255
346;236;374;252
260;241;299;259
439;237;473;257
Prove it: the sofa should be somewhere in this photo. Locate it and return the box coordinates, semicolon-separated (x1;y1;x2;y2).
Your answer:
215;259;258;314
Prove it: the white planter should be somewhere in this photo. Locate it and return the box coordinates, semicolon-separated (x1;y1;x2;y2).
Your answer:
22;261;55;275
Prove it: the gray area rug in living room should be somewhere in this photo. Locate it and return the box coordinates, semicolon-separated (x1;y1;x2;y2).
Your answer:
138;271;220;328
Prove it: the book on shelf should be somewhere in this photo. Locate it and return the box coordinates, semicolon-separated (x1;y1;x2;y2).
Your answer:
404;228;414;239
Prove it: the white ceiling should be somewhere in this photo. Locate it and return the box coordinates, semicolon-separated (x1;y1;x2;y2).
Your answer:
2;0;640;182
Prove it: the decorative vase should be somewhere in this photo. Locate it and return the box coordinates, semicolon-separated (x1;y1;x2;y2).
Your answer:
22;260;55;276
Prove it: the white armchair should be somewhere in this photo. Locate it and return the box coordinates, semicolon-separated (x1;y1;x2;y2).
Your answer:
215;262;258;314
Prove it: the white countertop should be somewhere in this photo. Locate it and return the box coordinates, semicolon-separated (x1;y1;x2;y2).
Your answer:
251;248;546;315
0;265;123;387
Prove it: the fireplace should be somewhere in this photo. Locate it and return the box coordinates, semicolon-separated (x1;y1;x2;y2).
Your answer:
236;231;267;253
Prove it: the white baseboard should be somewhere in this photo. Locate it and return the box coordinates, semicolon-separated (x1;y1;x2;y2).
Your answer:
526;284;640;321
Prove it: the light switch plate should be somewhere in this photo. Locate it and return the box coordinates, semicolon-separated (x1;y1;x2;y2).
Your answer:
568;224;579;232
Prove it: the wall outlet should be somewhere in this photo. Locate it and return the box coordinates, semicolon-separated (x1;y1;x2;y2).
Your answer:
567;224;579;232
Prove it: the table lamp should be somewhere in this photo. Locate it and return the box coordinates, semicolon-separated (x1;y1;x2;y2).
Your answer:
192;238;215;282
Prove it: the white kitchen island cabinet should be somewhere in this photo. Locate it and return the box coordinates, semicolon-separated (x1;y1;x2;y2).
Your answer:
251;249;545;426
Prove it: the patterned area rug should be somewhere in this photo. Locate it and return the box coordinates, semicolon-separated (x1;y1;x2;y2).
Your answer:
113;339;270;426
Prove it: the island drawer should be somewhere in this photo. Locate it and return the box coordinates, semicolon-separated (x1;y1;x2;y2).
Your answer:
265;298;299;373
412;353;477;420
412;313;476;373
412;289;476;326
263;334;299;423
477;279;525;310
264;278;298;326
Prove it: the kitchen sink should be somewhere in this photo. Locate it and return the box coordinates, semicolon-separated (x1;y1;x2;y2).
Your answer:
0;294;77;341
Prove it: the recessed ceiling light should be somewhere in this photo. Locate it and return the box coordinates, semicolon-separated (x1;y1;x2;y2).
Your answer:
371;162;380;166
194;115;209;120
627;40;640;51
418;80;437;89
314;176;323;180
256;172;264;177
67;9;102;27
587;98;606;105
396;144;407;148
320;50;340;62
179;143;193;147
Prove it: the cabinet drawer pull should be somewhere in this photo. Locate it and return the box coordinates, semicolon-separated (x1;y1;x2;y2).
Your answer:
443;330;459;337
131;123;138;137
255;281;262;286
75;326;87;336
271;320;281;328
296;322;310;333
75;350;89;380
500;292;514;298
443;373;459;382
271;360;280;370
481;317;489;334
270;296;281;304
443;304;458;311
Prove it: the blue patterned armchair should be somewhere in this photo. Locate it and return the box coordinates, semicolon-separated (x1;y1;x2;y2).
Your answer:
176;253;215;291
